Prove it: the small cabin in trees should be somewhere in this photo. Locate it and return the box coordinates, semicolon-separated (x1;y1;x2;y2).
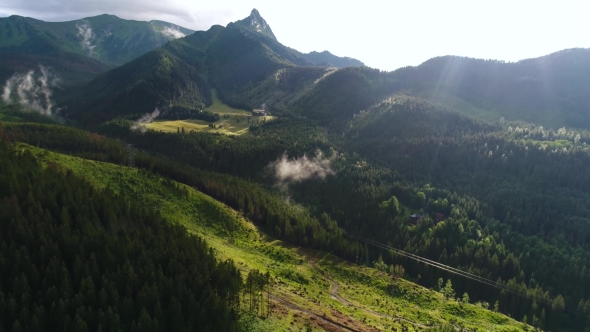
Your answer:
408;214;423;225
253;109;267;116
435;213;445;221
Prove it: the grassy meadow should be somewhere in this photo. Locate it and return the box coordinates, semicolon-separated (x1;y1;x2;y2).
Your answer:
21;143;529;332
206;89;251;115
147;89;275;135
0;112;22;122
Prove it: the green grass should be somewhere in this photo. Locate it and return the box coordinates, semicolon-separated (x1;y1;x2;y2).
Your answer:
206;89;251;115
146;90;275;135
147;117;252;135
416;87;500;123
20;143;528;332
0;113;23;122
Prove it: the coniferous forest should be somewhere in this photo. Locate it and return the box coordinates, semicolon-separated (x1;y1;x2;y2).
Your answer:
0;132;244;331
2;7;590;332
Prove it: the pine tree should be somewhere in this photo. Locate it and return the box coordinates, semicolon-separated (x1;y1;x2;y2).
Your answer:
462;292;470;304
442;280;455;300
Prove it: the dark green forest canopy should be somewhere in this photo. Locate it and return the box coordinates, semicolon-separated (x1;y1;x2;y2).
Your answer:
0;132;243;331
3;10;590;331
5;100;590;331
392;49;590;129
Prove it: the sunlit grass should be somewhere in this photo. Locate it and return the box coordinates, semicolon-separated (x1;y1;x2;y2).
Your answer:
21;143;528;332
146;89;275;135
146;115;275;136
206;89;251;115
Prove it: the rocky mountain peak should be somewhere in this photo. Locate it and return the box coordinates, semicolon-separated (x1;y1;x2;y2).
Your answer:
238;8;277;41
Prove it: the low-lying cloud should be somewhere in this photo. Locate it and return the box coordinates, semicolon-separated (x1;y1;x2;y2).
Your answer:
76;21;96;56
2;65;60;115
131;108;160;133
268;150;335;190
160;26;186;39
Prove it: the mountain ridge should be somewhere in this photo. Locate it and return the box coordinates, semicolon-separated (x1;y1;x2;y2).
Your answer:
0;14;196;65
0;13;197;89
3;9;590;332
235;8;278;41
398;47;590;128
6;9;589;131
61;9;367;123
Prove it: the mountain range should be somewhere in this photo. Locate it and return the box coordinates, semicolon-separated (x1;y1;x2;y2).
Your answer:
0;14;195;64
2;8;590;332
3;8;584;130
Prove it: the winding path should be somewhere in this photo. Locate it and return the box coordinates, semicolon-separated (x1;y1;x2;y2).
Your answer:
308;260;433;329
269;293;360;332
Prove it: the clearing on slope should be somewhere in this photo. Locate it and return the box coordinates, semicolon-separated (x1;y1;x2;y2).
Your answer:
206;89;251;115
147;89;275;135
21;143;527;332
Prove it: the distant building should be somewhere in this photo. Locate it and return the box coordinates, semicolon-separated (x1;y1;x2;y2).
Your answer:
435;213;445;221
253;109;267;116
408;214;423;224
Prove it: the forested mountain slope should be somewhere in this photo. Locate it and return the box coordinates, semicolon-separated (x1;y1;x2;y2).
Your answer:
0;129;242;331
300;50;365;68
66;47;212;124
0;14;194;66
0;14;196;92
59;9;366;124
4;7;590;332
229;48;590;131
5;67;590;331
0;122;531;331
79;91;590;331
395;48;590;129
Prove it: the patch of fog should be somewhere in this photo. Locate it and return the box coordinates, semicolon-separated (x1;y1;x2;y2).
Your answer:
160;26;185;39
2;65;60;115
131;108;160;133
267;150;335;191
76;21;96;57
274;68;286;83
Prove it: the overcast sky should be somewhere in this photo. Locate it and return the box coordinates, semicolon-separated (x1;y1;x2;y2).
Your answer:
1;0;588;71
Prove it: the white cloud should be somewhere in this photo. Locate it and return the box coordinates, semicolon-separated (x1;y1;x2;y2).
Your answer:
268;150;335;190
76;21;96;56
131;108;160;133
2;65;60;115
160;26;185;39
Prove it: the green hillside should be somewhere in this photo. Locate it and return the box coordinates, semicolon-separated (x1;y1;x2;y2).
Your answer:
6;85;590;330
59;10;367;125
0;137;243;331
11;137;526;331
0;14;196;94
0;51;113;92
300;50;365;68
61;17;293;123
395;49;590;129
83;92;590;331
4;7;590;332
0;14;195;66
66;48;211;124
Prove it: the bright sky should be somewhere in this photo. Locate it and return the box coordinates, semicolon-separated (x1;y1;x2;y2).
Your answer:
1;0;588;71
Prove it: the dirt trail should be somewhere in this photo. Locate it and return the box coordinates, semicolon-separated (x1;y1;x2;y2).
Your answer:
270;293;360;332
308;260;433;329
